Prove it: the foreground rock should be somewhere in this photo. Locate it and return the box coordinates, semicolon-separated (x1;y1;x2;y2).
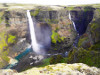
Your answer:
0;63;100;75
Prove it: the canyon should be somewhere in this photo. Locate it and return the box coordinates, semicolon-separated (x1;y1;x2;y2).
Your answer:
0;3;100;74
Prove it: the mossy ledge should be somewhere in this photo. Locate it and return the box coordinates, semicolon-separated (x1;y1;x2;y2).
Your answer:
67;47;100;68
0;32;17;68
51;31;65;44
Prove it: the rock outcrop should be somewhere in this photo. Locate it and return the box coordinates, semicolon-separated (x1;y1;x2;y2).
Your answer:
0;63;100;75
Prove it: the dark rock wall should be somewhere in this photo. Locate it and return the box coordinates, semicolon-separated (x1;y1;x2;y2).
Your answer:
0;9;29;58
70;9;94;35
77;8;100;48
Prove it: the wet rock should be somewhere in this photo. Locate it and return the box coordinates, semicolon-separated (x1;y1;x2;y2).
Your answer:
12;52;44;72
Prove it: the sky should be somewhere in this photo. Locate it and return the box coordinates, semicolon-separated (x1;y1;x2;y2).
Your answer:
0;0;100;5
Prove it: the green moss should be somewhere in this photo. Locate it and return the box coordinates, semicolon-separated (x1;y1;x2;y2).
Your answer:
96;9;100;13
0;12;4;23
90;22;100;40
67;48;100;68
51;31;59;43
45;19;59;25
0;32;8;50
0;32;16;68
83;6;93;12
77;49;100;67
30;9;40;17
66;7;75;10
51;31;65;44
78;37;88;47
8;34;16;44
67;48;77;63
90;22;100;31
49;55;65;64
89;42;100;51
38;58;50;67
0;32;9;68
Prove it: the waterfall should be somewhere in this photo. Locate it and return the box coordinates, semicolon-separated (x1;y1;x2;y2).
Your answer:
69;12;76;31
27;10;40;54
69;12;80;47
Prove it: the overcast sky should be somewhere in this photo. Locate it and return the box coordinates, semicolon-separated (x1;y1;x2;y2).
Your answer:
0;0;100;5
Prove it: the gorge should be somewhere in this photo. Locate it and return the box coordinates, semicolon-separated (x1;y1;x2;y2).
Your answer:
0;4;100;75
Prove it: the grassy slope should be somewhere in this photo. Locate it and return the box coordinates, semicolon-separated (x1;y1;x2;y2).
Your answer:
0;3;100;10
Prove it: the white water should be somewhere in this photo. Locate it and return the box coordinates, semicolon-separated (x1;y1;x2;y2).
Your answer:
27;10;40;53
69;12;76;31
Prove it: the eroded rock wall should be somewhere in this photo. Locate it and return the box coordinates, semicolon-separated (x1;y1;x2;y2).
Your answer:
0;6;100;68
30;9;76;53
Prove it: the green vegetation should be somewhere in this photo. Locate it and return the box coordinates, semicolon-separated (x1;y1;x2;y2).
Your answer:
84;6;94;12
0;32;8;50
45;19;59;25
0;32;9;68
67;48;100;68
51;31;65;44
22;58;51;71
0;11;4;23
89;42;100;51
49;55;67;64
47;8;53;11
30;9;40;17
38;58;50;67
66;7;75;10
67;48;77;63
78;37;88;47
0;32;16;68
8;34;16;44
37;55;68;67
90;21;100;41
96;9;100;13
90;22;100;31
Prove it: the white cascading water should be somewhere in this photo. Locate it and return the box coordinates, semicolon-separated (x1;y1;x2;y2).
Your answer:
27;10;40;54
69;12;76;31
69;12;80;47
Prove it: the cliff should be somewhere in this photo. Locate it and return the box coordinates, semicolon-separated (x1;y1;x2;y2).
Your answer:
0;3;100;69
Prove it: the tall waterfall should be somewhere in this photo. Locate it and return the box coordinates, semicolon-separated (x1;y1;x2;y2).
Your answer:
27;10;40;54
69;12;76;31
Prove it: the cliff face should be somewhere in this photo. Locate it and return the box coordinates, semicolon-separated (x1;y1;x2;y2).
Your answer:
0;9;29;68
0;5;100;69
67;8;100;68
4;9;28;37
30;9;76;53
70;7;94;35
0;9;29;55
77;8;100;48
